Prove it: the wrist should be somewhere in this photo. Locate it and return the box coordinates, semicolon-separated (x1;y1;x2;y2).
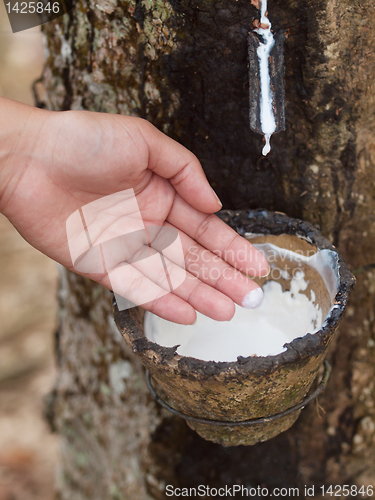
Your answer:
0;97;48;213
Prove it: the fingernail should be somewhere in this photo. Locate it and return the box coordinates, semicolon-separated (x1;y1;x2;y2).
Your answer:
242;287;264;309
211;186;222;208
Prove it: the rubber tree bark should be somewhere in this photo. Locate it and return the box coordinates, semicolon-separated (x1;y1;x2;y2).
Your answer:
42;0;375;498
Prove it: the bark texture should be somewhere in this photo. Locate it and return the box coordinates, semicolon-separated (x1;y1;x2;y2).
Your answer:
42;0;375;498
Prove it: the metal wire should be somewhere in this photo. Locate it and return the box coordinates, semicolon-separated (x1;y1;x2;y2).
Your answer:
145;360;331;427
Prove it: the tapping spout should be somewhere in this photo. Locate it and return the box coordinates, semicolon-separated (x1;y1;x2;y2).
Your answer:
248;0;285;156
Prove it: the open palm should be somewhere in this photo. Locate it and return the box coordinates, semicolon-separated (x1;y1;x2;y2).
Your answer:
0;103;269;324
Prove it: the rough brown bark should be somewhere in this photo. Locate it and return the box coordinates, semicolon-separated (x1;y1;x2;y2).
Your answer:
42;0;375;498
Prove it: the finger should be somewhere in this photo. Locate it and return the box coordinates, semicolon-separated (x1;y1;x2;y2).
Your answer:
171;273;236;321
135;119;222;214
167;195;270;277
130;246;236;321
142;293;197;325
173;227;264;309
96;261;197;325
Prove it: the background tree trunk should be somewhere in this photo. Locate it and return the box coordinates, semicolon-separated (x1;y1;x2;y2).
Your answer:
42;0;375;498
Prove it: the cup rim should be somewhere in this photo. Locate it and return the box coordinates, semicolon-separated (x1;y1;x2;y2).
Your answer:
113;209;355;379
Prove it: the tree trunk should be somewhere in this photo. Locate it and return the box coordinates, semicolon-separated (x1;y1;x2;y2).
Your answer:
42;0;375;498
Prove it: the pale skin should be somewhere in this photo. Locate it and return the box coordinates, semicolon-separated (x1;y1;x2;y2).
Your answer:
0;97;269;324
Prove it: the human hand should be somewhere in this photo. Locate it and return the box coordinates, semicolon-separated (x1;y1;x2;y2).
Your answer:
0;98;269;324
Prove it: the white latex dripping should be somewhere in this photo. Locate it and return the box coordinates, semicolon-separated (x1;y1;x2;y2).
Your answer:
256;0;276;156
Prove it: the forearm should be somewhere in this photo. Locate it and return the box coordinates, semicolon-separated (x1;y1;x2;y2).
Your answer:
0;97;47;213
